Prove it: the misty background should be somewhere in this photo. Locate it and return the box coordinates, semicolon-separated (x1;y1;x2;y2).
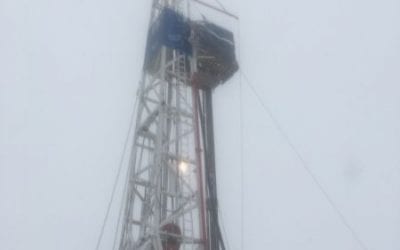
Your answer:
1;0;400;249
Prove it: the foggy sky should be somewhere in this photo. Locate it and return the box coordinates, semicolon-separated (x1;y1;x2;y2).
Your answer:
1;0;400;249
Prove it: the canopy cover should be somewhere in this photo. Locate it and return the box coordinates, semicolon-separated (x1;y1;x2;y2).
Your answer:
145;8;239;88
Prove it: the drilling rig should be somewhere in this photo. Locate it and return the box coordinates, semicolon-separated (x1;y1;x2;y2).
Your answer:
118;1;238;249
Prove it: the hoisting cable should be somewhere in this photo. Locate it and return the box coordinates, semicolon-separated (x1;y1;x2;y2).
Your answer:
239;70;370;250
199;1;242;248
94;96;138;250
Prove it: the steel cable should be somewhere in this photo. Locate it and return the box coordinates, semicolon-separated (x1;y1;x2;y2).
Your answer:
94;96;138;250
239;70;369;250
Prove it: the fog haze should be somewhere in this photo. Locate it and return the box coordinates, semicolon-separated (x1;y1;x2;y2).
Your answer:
1;0;400;249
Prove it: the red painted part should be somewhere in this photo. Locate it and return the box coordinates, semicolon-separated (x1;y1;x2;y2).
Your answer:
191;77;209;250
161;223;182;250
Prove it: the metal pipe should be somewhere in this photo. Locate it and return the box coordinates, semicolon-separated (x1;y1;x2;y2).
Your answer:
191;81;209;250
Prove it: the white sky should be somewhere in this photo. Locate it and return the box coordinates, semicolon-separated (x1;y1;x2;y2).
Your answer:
1;0;400;249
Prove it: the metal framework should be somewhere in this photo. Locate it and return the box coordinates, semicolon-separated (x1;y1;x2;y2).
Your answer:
118;1;234;249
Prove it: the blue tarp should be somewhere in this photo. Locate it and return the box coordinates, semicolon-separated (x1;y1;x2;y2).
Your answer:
147;8;192;57
157;8;192;54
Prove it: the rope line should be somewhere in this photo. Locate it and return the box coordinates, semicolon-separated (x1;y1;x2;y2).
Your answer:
213;0;227;11
218;206;231;250
239;75;244;250
95;96;138;250
112;153;131;250
237;20;245;250
239;71;369;250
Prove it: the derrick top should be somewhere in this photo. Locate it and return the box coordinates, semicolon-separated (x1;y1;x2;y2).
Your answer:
144;7;239;89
